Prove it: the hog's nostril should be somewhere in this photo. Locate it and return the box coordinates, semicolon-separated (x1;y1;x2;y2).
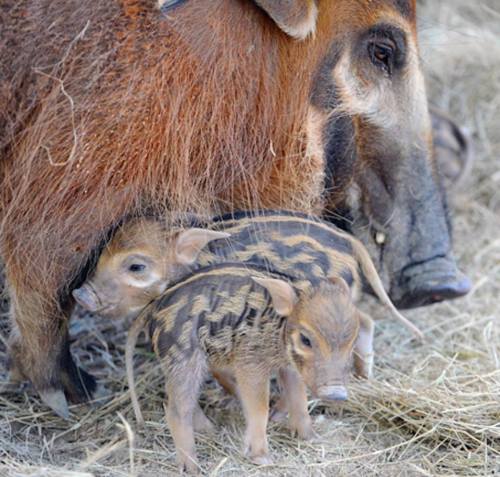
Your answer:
392;258;472;309
430;272;472;298
442;274;472;297
396;273;472;309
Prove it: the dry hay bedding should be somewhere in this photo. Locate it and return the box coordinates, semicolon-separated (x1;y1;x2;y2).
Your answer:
0;1;499;476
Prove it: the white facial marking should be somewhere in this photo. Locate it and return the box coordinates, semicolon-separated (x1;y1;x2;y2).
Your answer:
305;105;327;166
123;271;163;288
335;51;399;129
333;28;430;136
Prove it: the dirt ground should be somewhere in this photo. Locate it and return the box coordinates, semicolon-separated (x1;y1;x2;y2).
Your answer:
1;1;499;476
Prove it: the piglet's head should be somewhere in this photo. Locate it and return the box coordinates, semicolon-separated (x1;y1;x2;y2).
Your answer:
72;218;230;319
253;276;360;402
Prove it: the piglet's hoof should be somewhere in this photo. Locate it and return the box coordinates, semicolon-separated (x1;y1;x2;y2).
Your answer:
289;418;315;441
244;441;273;466
178;457;200;475
250;453;274;466
269;397;288;422
193;409;215;433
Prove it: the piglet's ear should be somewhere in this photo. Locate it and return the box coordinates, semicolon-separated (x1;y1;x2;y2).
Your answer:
253;0;318;40
175;229;230;265
252;277;298;316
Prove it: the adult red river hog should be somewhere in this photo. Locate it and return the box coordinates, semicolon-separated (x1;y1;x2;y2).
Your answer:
0;0;470;417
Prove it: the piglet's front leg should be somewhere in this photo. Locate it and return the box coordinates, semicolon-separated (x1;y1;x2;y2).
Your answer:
235;369;272;465
165;363;205;475
166;389;198;473
193;404;214;433
353;311;375;379
278;367;313;440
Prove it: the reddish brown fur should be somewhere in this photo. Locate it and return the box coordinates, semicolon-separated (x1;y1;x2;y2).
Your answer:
0;0;421;406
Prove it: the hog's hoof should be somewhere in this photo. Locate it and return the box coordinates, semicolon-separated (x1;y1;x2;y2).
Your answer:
39;389;70;419
42;365;97;418
61;364;97;404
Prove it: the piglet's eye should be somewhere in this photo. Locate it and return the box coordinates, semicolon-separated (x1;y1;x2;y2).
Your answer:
300;333;312;348
128;263;146;273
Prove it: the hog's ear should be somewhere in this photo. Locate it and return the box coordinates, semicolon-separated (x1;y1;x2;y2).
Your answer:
175;229;230;265
329;276;351;297
253;0;318;40
252;277;298;316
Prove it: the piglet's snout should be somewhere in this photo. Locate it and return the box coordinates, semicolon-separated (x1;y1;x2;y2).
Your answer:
318;385;348;402
72;284;101;312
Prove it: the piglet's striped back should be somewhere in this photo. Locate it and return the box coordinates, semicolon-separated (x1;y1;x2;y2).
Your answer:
144;263;299;363
199;209;360;289
197;210;422;339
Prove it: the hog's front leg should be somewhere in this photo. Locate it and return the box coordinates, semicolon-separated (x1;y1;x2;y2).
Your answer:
353;311;375;379
278;367;313;440
235;369;272;465
7;286;96;418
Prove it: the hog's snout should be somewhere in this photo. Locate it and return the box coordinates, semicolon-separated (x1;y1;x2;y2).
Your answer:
318;385;348;402
391;256;472;309
72;284;101;312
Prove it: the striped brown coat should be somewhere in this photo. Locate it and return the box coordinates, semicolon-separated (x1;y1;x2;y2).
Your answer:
126;262;361;471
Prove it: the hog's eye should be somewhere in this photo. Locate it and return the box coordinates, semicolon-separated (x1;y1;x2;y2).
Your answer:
300;333;312;348
128;263;146;273
368;41;395;75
